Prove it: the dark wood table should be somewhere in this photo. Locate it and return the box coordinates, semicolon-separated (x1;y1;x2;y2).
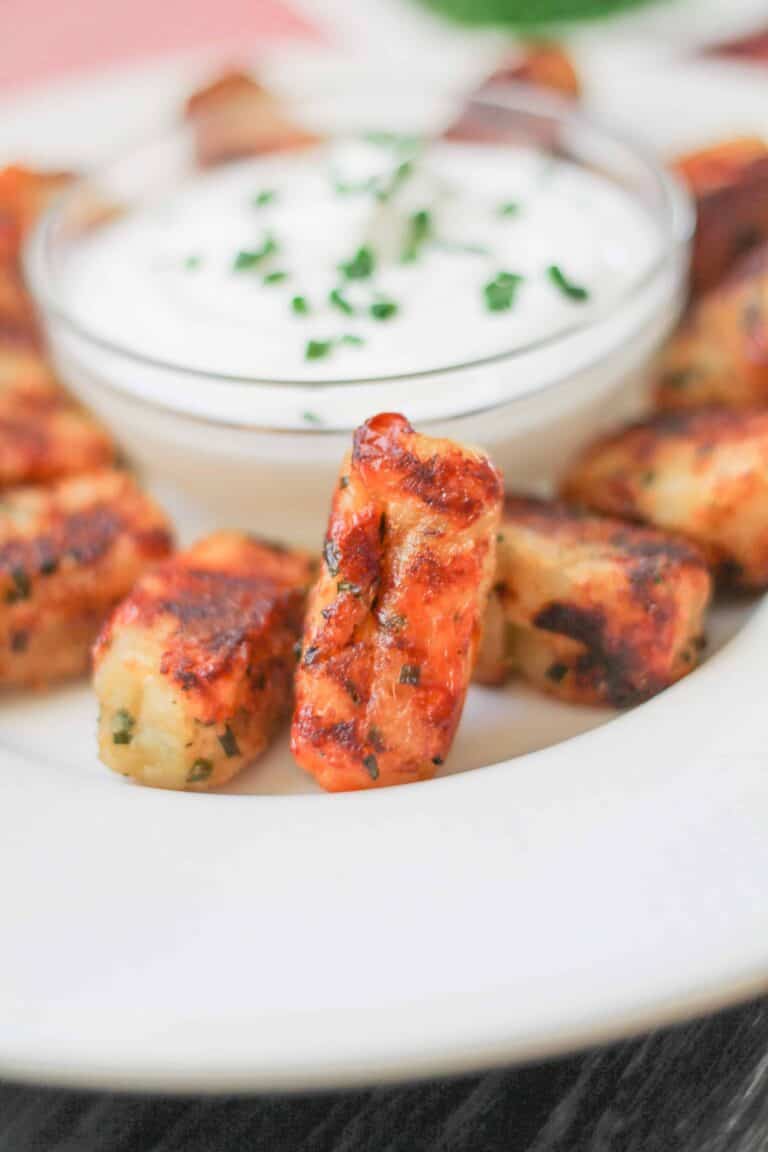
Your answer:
2;995;767;1150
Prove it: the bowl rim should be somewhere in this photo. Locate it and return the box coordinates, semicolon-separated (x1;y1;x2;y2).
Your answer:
26;85;694;420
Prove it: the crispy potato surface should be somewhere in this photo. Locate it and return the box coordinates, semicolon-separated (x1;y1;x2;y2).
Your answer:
654;243;768;410
0;382;115;489
0;469;171;688
475;496;711;706
563;407;768;587
291;413;503;791
94;534;315;791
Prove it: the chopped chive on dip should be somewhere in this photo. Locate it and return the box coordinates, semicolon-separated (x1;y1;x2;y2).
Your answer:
498;200;520;217
483;271;524;312
375;159;415;203
332;173;376;196
252;189;277;207
291;295;310;315
302;409;322;425
183;254;202;271
338;246;375;280
263;270;288;285
329;287;355;315
432;239;490;257
401;209;432;263
547;264;590;302
233;234;278;271
112;708;135;746
370;298;398;321
339;333;364;346
305;339;334;360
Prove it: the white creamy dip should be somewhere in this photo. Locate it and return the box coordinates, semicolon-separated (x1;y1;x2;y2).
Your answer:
61;137;662;387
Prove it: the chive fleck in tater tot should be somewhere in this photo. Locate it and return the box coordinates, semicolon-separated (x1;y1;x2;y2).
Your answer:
291;412;503;791
0;469;172;688
94;533;316;791
474;496;711;706
563;407;768;588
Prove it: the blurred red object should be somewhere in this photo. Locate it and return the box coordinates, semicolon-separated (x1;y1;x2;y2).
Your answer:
0;0;316;93
708;27;768;64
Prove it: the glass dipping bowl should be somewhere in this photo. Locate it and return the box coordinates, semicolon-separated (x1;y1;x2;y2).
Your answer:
26;88;693;548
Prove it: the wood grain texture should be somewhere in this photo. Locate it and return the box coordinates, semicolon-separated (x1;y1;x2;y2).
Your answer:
2;998;768;1150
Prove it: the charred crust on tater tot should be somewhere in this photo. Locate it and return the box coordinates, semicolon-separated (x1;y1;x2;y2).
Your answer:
292;413;503;790
475;493;712;705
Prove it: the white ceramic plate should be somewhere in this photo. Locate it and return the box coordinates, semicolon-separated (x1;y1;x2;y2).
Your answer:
2;38;768;1092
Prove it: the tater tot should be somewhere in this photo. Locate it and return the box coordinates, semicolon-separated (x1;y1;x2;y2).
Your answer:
563;407;768;587
94;533;315;791
654;243;768;410
0;469;172;687
291;412;503;791
474;496;711;706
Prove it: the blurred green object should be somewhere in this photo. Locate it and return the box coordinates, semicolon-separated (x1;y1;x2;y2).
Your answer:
419;0;664;25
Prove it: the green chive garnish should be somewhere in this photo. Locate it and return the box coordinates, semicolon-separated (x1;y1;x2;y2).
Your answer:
183;254;202;271
263;270;288;285
339;333;364;346
364;131;421;151
291;295;310;315
498;200;520;217
370;298;398;321
187;758;213;783
362;753;379;780
401;209;432;263
252;189;276;208
233;234;278;271
547;264;590;302
112;709;135;746
218;726;240;758
305;339;333;361
329;287;355;315
338;246;375;280
323;539;341;576
483;271;524;312
5;567;30;603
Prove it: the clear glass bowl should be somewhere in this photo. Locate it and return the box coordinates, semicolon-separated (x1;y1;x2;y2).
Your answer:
26;87;692;546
